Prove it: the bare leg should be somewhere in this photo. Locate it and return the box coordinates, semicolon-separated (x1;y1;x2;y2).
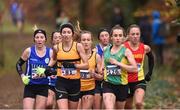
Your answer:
35;95;47;109
93;93;102;109
134;88;145;109
116;101;126;109
23;97;35;109
69;100;79;109
125;97;133;109
46;89;56;109
57;99;68;109
103;93;116;109
81;95;94;109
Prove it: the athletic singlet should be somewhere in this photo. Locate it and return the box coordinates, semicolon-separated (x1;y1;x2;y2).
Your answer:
25;45;50;85
96;44;103;57
124;42;145;82
57;42;81;79
104;45;128;85
80;50;96;91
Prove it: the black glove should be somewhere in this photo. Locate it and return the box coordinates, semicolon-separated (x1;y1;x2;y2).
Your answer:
62;62;76;68
145;72;151;82
44;66;57;76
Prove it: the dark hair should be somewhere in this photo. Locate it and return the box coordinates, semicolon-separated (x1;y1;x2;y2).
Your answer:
127;24;141;34
51;31;60;41
97;28;110;40
110;25;126;37
33;29;47;40
60;23;74;34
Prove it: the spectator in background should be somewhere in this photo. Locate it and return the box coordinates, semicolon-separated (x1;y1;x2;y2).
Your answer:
56;11;69;30
9;0;18;25
139;15;152;46
152;10;165;65
16;3;25;33
111;6;124;28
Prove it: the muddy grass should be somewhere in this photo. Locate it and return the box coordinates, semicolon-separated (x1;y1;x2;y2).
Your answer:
0;73;23;109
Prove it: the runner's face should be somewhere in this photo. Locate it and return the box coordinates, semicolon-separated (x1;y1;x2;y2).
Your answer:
52;32;62;45
61;28;73;42
99;31;109;46
111;29;124;46
34;33;46;47
129;27;140;44
80;33;92;50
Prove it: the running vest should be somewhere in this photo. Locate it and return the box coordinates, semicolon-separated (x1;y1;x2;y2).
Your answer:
104;45;128;85
25;45;50;85
124;42;145;82
96;44;103;57
80;50;96;91
57;42;81;79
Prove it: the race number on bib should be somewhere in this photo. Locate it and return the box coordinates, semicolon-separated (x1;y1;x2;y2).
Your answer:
80;70;91;79
61;68;77;76
106;65;121;76
31;69;46;79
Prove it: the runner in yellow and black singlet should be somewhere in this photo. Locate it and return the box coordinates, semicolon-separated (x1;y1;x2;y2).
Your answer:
47;23;88;109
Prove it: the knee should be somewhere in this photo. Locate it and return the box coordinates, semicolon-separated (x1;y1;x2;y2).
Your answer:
135;101;143;109
125;102;133;109
46;101;53;109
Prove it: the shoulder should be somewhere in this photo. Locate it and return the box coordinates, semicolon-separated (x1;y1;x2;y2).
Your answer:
124;47;132;56
52;44;59;53
144;44;151;53
21;47;31;60
24;47;31;54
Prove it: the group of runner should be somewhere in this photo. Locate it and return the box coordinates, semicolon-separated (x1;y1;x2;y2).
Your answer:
16;22;154;109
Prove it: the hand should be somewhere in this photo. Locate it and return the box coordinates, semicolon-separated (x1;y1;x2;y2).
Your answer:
94;72;103;80
109;58;118;65
36;67;46;76
62;62;76;68
145;73;151;82
89;69;95;78
36;66;56;76
21;75;30;85
44;66;57;76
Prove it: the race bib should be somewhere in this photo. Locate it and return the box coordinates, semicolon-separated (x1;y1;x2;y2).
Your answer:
31;68;46;79
80;70;91;79
106;65;121;76
61;68;77;76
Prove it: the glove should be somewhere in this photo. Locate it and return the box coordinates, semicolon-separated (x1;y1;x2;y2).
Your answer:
36;67;46;76
21;75;30;85
145;72;151;82
44;66;57;76
62;62;76;68
36;66;56;76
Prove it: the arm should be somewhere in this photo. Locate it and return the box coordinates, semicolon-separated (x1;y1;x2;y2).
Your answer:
144;45;155;81
16;48;31;85
76;43;89;69
36;46;58;76
121;49;138;72
109;48;138;72
16;48;30;76
48;45;58;67
94;53;103;80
